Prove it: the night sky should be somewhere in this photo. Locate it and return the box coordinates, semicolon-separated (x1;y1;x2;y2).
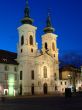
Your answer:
0;0;82;56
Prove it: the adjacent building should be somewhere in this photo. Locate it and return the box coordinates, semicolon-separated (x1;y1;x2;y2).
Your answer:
59;65;81;92
0;50;18;96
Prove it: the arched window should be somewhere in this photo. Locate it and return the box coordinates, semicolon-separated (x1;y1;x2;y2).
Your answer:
45;42;48;50
31;70;34;80
31;48;33;53
5;65;9;71
43;66;47;78
20;71;23;80
52;42;55;51
29;35;33;45
54;73;57;80
21;36;24;45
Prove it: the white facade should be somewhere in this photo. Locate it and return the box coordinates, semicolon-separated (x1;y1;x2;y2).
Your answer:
17;22;60;95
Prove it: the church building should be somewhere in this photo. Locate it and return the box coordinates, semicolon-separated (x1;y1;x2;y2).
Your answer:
17;0;59;95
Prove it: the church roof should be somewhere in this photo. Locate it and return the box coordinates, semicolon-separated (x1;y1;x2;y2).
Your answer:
0;50;18;65
44;13;54;33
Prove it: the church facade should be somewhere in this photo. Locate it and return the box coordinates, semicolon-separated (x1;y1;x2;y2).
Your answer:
17;0;60;95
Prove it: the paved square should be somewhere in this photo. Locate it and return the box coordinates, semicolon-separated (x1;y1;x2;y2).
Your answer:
0;95;82;110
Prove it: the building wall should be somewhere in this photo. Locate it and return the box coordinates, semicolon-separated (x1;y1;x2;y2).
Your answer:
59;69;82;92
62;71;71;80
0;63;18;96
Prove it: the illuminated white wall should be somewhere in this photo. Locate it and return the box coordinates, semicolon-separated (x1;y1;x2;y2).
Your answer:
0;64;18;96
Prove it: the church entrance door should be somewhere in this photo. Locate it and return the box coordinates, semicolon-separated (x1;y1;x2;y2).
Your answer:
43;83;48;94
31;84;34;95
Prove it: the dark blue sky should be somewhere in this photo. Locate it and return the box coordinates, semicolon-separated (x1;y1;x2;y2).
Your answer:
0;0;82;56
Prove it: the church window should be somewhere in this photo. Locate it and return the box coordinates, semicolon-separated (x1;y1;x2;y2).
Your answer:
15;74;17;80
65;82;66;85
31;48;33;53
14;67;17;72
45;42;48;50
30;35;33;45
21;36;24;46
55;85;57;91
61;82;62;85
52;42;55;51
5;65;9;71
4;73;8;80
54;73;57;80
21;49;23;53
31;70;34;80
43;66;47;78
20;71;22;80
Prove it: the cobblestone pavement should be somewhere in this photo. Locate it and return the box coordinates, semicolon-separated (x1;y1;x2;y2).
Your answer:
0;95;82;110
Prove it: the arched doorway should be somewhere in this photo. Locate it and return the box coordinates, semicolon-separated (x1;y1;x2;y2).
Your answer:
20;84;22;95
31;84;34;95
43;83;48;94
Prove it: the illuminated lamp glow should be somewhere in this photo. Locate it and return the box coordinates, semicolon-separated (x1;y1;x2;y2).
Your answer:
8;74;15;96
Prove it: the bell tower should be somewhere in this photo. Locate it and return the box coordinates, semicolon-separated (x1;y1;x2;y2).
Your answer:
17;0;37;57
42;13;58;61
17;0;38;95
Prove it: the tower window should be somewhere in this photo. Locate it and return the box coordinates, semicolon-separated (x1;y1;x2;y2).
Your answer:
21;49;23;53
52;42;55;51
61;82;62;85
31;70;34;80
65;82;67;85
30;35;33;45
45;42;48;50
20;71;22;80
43;66;47;78
54;73;57;80
21;35;24;46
